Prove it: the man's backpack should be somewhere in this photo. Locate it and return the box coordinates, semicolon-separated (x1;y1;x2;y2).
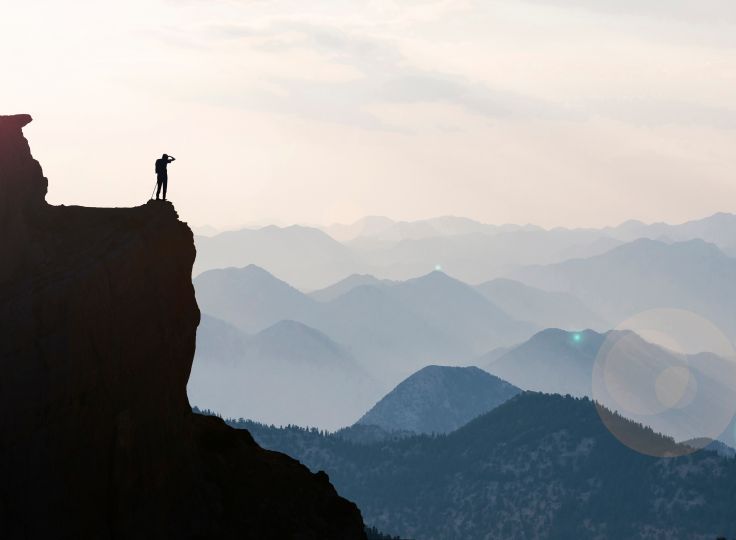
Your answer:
155;159;164;175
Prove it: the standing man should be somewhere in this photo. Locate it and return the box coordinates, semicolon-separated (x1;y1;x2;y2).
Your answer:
155;153;176;200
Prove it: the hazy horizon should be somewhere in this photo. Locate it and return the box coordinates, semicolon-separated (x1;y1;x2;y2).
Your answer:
193;209;736;236
3;0;735;230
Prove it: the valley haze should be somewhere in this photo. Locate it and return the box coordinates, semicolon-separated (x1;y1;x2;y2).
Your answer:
189;211;736;441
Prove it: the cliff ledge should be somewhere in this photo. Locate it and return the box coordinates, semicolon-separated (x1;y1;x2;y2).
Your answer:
0;114;366;539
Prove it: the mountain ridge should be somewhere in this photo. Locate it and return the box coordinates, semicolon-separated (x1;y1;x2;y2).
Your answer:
234;392;736;540
194;265;536;385
509;238;736;341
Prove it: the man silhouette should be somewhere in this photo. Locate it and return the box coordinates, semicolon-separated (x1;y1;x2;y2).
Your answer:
155;154;176;200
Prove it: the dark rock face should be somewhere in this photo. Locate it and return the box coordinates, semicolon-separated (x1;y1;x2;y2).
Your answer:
0;115;366;539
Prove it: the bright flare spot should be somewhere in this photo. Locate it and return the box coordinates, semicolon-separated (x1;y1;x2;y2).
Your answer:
435;264;443;271
573;333;582;343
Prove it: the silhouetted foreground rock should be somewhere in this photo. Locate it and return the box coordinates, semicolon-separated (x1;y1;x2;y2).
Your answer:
0;114;366;539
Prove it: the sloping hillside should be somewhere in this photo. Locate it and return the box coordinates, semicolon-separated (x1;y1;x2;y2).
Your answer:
356;365;520;434
233;393;736;540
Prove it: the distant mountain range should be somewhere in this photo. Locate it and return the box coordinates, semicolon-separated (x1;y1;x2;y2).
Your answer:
195;265;316;333
323;216;541;243
309;274;397;302
601;212;736;255
193;213;736;290
193;225;364;290
482;328;736;447
325;213;736;255
508;238;736;341
356;365;520;434
228;392;736;540
347;228;624;284
188;315;380;430
475;278;607;331
311;274;606;332
189;213;736;436
194;266;537;384
479;328;606;397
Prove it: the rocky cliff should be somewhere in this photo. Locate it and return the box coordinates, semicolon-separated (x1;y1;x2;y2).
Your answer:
0;114;366;539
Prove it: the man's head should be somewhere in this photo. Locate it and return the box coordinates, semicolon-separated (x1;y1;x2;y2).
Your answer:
162;153;168;159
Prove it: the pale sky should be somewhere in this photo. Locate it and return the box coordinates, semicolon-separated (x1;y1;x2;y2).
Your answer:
2;0;735;230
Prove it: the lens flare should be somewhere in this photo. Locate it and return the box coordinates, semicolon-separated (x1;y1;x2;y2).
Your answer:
591;309;736;457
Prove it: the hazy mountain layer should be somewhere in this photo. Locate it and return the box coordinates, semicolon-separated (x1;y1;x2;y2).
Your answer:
483;328;736;446
348;229;624;284
325;216;541;244
194;266;536;384
480;328;606;397
509;238;736;341
193;224;364;290
310;273;397;302
195;265;317;333
327;213;736;256
189;315;381;430
475;278;607;331
193;213;736;291
312;274;605;333
604;212;736;253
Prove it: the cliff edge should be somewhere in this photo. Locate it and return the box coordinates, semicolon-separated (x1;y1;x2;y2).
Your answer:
0;114;366;539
